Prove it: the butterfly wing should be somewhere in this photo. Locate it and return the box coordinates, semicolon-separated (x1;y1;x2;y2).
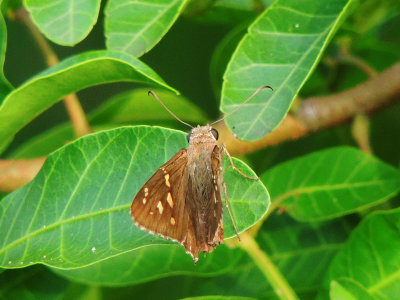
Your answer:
131;149;193;247
184;145;224;257
131;146;225;262
209;145;224;245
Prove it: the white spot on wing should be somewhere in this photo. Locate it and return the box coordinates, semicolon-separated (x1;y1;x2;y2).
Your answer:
164;174;171;187
157;201;164;214
167;192;174;208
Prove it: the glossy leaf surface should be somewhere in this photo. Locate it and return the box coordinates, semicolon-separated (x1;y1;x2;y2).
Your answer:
262;147;400;221
25;0;101;45
221;0;353;140
0;127;269;270
0;51;177;148
105;0;187;57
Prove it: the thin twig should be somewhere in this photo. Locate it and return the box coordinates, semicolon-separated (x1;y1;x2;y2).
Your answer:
1;63;399;191
238;232;300;300
215;62;400;155
14;8;91;138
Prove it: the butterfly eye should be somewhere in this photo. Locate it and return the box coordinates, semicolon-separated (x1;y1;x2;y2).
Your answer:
211;128;219;140
186;133;191;143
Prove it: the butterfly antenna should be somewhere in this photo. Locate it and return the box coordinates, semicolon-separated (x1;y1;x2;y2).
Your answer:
210;85;273;125
148;91;194;128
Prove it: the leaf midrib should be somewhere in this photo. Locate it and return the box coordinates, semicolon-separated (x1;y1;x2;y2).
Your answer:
0;204;129;257
241;26;329;138
120;0;178;53
273;179;396;204
367;259;400;294
270;243;342;260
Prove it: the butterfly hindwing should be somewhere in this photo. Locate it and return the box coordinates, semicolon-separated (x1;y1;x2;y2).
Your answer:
210;145;223;245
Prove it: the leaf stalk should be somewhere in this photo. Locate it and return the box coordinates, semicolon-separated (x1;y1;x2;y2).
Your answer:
239;232;300;300
14;8;91;138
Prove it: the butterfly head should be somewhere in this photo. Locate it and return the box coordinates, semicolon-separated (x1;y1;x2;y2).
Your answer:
186;125;219;145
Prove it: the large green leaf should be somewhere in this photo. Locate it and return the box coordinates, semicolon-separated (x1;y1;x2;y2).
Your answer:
329;279;374;300
9;88;208;159
0;266;71;299
52;245;243;285
24;0;101;46
0;6;12;101
0;126;269;270
105;0;187;57
179;297;256;300
261;147;400;222
221;0;353;140
324;208;400;299
100;215;353;298
0;50;177;149
257;215;353;297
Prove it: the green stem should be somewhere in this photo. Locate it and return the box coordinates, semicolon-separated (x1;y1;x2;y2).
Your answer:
239;232;300;300
15;8;92;138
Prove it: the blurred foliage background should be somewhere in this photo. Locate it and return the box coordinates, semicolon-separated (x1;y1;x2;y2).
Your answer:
0;0;400;299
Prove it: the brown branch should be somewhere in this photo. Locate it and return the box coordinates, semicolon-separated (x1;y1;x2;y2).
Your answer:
1;63;399;192
14;8;91;138
216;62;400;155
0;157;45;191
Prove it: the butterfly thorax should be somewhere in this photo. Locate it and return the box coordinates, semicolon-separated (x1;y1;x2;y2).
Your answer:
188;125;217;146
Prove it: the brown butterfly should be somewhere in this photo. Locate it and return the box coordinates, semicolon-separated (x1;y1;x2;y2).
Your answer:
131;86;272;262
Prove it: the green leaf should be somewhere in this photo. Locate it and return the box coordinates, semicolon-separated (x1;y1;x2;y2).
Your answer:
330;279;374;300
52;245;243;285
325;208;400;299
105;0;187;57
9;88;208;159
261;147;400;222
109;215;353;299
0;126;269;270
258;215;353;297
221;0;354;140
180;297;257;300
0;7;12;101
0;50;178;150
8;123;79;159
0;266;71;299
24;0;101;46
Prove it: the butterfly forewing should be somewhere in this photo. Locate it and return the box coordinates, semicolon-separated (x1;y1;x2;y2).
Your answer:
131;149;191;244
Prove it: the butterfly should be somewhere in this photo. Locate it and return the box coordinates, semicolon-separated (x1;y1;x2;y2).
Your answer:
130;86;272;262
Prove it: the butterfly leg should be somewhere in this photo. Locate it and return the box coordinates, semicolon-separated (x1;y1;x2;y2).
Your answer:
221;180;241;241
221;144;259;181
